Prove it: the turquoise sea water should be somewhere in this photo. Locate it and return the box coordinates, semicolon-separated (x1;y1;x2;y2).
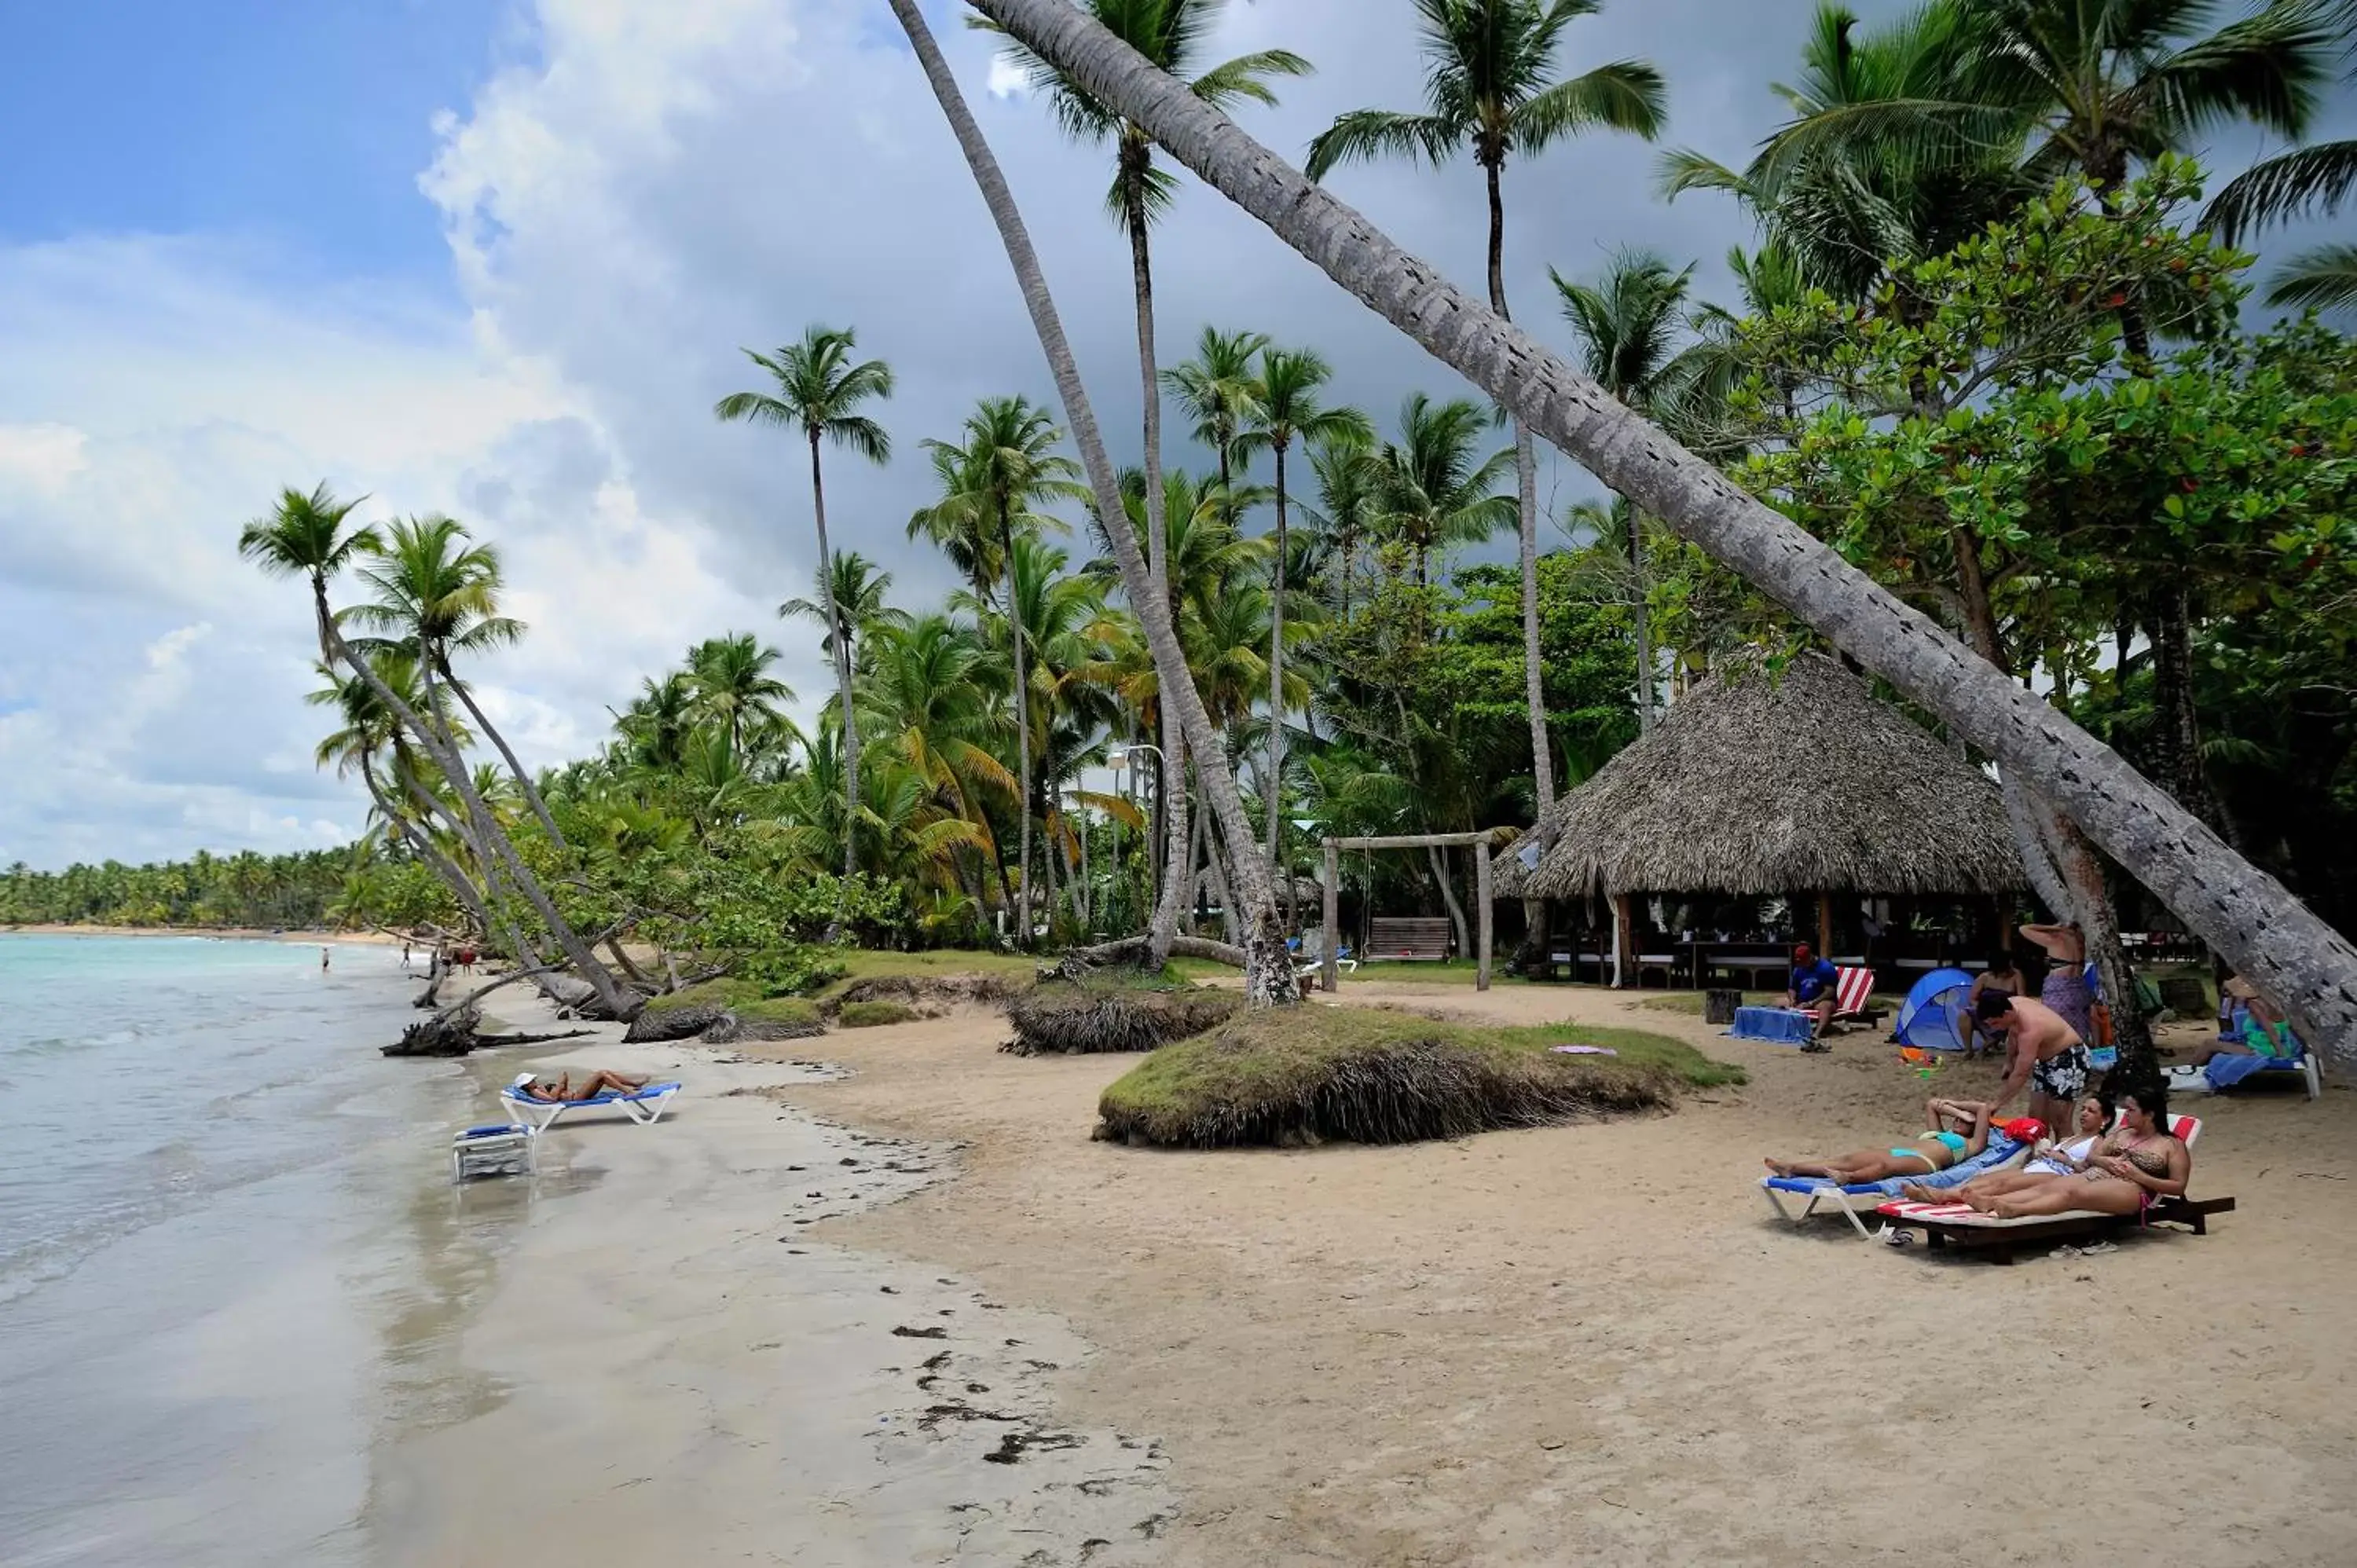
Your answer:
0;935;482;1566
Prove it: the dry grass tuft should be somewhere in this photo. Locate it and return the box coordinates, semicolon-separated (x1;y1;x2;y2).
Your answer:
1004;967;1243;1056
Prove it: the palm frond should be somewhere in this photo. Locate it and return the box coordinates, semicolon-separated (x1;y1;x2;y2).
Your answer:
2202;137;2357;240
1306;109;1458;178
1512;59;1670;152
2264;241;2357;310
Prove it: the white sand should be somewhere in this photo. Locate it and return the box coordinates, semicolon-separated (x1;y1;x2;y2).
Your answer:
374;977;2357;1566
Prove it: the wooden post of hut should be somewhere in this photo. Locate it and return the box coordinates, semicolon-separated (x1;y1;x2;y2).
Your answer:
1611;892;1637;988
1474;839;1494;991
1816;892;1835;959
1321;838;1341;993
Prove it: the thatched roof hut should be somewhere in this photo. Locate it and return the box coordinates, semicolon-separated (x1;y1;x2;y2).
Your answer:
1498;651;2025;901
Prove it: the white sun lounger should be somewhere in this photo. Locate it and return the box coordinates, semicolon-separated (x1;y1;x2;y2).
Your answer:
1760;1141;2033;1239
503;1073;681;1133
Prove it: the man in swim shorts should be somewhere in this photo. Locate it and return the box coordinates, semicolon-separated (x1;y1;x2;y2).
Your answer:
1976;990;2089;1144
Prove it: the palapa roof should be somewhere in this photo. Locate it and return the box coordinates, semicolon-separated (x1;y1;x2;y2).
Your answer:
1497;651;2026;901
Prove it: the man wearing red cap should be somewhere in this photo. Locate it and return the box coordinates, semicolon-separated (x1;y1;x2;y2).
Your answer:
1784;943;1839;1038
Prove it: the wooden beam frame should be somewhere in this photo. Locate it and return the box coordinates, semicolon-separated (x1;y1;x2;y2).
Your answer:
1320;831;1510;991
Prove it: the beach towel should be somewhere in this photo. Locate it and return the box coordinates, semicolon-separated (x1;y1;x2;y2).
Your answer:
1728;1006;1816;1045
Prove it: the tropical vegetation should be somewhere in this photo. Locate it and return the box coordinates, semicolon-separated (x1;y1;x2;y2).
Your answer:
16;0;2357;1065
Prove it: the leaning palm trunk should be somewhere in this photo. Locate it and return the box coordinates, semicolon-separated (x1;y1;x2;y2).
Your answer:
317;592;628;1013
965;0;2357;1057
362;753;497;940
395;756;543;969
890;0;1296;1004
436;656;569;852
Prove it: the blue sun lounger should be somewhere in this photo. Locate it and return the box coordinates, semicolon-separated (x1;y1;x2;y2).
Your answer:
503;1074;681;1133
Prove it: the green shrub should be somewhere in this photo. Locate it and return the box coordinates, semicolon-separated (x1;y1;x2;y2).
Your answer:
837;999;920;1029
1097;1009;1743;1149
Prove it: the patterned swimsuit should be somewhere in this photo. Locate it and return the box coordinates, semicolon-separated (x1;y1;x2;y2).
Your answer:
2033;965;2094;1098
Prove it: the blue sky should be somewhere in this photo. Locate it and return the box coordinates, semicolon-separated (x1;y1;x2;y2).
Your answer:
0;1;510;291
0;0;2348;872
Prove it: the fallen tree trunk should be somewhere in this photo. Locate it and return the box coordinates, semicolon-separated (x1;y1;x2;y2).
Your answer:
1059;932;1248;978
381;1004;597;1058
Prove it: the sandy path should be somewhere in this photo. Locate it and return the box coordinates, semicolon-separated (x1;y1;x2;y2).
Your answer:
765;982;2357;1566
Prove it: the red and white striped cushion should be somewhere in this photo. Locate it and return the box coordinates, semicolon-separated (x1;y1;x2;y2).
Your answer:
1834;966;1874;1017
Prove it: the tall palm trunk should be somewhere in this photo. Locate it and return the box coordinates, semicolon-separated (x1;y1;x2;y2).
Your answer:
966;0;2357;1053
1124;172;1189;970
435;655;569;851
1006;552;1034;947
312;580;625;1013
808;428;863;907
1485;159;1556;806
1266;439;1289;881
1629;508;1653;730
893;0;1296;1002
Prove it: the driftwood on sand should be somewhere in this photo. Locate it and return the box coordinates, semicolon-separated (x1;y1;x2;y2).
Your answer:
380;1002;597;1058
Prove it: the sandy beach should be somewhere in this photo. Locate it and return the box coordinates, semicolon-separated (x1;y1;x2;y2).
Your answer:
383;975;2357;1566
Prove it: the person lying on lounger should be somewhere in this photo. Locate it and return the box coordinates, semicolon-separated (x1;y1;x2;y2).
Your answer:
1765;1098;2000;1185
1901;1094;2105;1207
513;1070;651;1103
1913;1087;2187;1221
2185;977;2299;1069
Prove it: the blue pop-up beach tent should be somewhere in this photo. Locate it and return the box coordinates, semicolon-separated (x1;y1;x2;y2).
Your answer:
1893;967;1974;1052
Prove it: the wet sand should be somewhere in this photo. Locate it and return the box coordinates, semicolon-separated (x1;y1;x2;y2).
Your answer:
373;998;1174;1566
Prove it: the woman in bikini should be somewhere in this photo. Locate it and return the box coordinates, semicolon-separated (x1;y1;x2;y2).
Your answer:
1936;1087;2187;1220
1901;1094;2108;1207
1765;1099;1997;1185
515;1069;651;1103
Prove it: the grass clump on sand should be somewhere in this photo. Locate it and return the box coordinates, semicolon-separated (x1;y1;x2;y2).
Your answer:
1006;965;1243;1056
1096;1008;1744;1149
838;998;920;1029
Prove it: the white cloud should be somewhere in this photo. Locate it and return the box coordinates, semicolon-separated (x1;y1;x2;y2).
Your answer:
29;0;2319;869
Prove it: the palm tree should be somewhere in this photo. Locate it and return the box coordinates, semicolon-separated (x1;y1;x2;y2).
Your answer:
685;632;794;755
1308;0;1666;811
779;551;909;671
935;0;2357;1037
1659;3;2035;304
240;485;629;1013
715;324;895;903
981;0;1310;968
1756;0;2337;350
1369;394;1519;591
1299;430;1382;621
1553;249;1704;728
1233;346;1371;870
309;650;498;943
346;513;569;852
909;394;1087;942
1161;324;1269;512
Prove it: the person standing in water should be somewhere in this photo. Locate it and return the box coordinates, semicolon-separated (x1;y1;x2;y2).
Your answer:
320;946;332;973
